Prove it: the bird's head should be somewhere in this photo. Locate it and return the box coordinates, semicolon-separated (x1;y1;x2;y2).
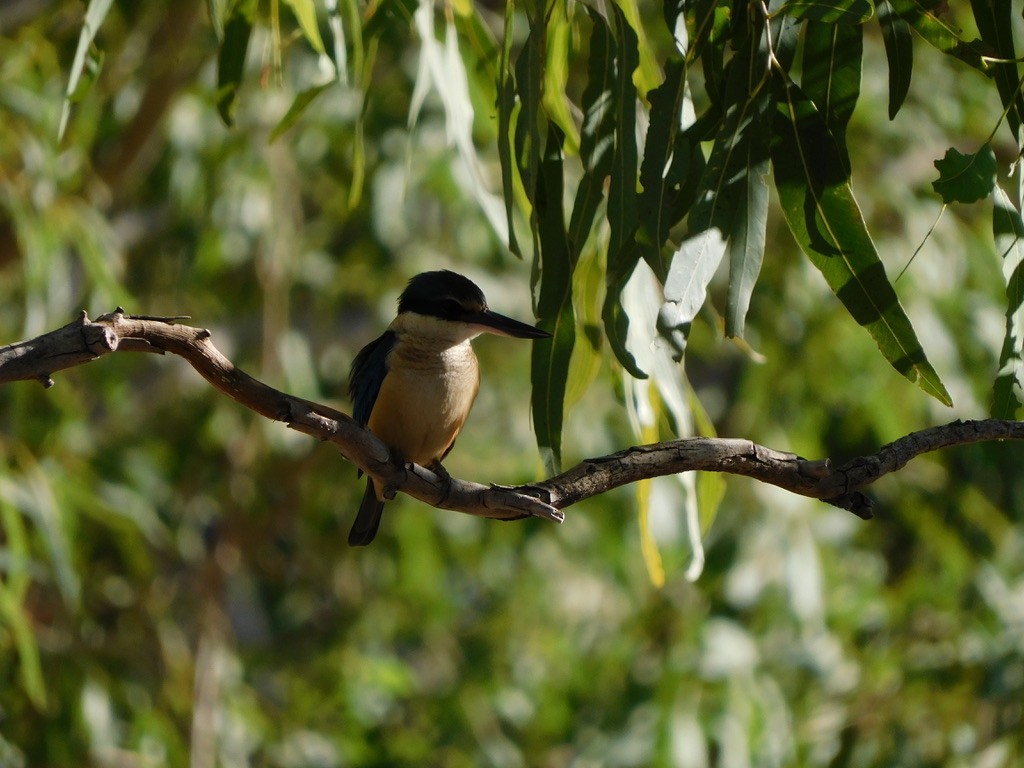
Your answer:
397;270;550;339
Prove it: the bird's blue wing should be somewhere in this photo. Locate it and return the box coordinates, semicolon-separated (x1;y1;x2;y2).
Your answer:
348;330;395;426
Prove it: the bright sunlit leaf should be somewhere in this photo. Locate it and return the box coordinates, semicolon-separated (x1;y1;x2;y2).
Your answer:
283;0;327;54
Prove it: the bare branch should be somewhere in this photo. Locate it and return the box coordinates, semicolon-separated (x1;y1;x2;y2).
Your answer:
2;311;1023;524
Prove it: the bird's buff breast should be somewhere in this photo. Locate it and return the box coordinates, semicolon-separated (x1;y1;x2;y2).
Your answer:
367;336;481;466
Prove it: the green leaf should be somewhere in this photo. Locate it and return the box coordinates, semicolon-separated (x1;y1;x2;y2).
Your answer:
637;58;692;278
767;0;804;71
725;93;771;339
603;5;645;379
889;0;987;71
497;0;521;258
0;499;44;710
216;0;258;127
771;74;951;405
775;0;874;24
877;0;913;119
614;0;663;95
689;387;725;536
991;187;1024;419
801;20;862;171
363;0;417;41
269;82;334;143
66;45;104;105
662;47;770;355
58;0;114;140
567;9;616;259
514;12;547;266
531;124;574;475
542;1;580;154
970;0;1024;139
932;145;997;204
208;0;229;40
0;575;46;709
283;0;327;54
564;245;605;410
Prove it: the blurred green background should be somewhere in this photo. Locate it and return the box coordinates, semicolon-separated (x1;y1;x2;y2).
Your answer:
1;1;1023;766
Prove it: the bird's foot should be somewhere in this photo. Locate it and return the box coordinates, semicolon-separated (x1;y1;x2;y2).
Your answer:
427;460;452;482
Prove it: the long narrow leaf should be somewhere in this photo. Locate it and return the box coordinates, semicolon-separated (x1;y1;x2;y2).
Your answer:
992;187;1024;418
0;500;45;709
269;82;335;143
771;74;951;404
497;0;521;257
877;0;913;119
59;0;114;140
531;125;575;474
283;0;327;54
637;58;691;279
889;0;987;71
725;91;771;339
661;48;768;357
775;0;874;24
515;14;547;269
567;9;616;258
603;5;645;378
543;2;581;154
216;0;258;126
970;0;1023;140
801;20;862;172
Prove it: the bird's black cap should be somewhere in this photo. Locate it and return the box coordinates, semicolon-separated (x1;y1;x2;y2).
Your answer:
397;270;549;339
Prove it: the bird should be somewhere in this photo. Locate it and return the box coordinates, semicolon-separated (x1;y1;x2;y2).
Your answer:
347;270;550;546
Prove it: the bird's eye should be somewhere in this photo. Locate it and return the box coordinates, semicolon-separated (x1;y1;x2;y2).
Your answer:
442;299;462;317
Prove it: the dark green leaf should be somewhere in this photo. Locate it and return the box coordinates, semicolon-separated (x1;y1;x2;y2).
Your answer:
497;0;521;258
767;0;804;71
877;0;913;119
991;187;1024;419
531;124;574;474
970;0;1023;139
637;58;691;279
889;0;987;71
604;5;646;378
771;74;951;404
607;5;639;273
662;45;769;356
801;20;862;171
514;14;547;268
269;82;334;143
725;93;771;339
776;0;874;24
663;0;686;42
932;145;997;204
216;0;257;127
567;8;616;260
688;0;730;107
362;0;417;41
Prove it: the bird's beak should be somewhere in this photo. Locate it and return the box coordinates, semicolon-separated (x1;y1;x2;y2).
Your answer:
467;310;551;339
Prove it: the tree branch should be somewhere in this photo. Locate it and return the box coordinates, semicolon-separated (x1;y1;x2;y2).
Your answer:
2;311;1022;524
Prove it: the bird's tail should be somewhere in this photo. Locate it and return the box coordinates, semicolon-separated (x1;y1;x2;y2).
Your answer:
349;479;384;546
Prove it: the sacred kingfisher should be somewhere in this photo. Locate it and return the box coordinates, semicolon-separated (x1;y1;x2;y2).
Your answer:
347;270;550;546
